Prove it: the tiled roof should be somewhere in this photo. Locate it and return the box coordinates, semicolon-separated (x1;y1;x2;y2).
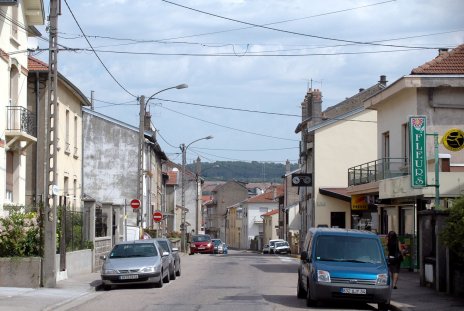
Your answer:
246;185;284;203
28;56;49;71
262;209;279;217
411;44;464;75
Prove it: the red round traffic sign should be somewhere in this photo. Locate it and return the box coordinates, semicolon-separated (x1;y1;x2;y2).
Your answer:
153;211;163;223
130;199;141;209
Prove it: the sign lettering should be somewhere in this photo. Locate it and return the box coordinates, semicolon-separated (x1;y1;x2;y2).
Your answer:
409;116;427;188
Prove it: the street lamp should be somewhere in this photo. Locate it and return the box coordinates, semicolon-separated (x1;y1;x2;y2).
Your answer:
138;84;188;227
181;135;213;252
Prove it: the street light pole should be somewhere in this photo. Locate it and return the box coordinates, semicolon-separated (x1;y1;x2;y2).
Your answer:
180;136;213;252
138;84;188;228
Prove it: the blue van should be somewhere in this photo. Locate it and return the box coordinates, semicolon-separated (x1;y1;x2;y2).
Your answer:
297;228;391;310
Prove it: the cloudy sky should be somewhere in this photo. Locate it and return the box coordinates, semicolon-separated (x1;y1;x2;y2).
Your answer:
33;0;464;164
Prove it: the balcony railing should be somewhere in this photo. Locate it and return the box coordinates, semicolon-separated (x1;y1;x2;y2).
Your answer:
348;158;409;186
6;106;37;137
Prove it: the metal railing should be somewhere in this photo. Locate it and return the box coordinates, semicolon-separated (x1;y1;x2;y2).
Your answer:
6;106;37;137
348;158;409;186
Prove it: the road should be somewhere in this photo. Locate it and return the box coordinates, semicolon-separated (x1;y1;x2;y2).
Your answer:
62;250;384;311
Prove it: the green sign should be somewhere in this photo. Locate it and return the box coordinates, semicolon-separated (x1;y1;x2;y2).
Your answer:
409;116;427;188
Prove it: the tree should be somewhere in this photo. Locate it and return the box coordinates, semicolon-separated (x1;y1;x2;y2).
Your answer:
440;196;464;261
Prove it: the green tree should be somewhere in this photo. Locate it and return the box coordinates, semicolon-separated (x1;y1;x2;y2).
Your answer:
441;196;464;260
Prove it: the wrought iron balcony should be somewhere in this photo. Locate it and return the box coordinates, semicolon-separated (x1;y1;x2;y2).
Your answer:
348;158;409;186
5;106;37;151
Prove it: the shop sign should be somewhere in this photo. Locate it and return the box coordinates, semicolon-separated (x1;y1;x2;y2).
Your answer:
351;195;369;210
442;128;464;152
409;116;427;188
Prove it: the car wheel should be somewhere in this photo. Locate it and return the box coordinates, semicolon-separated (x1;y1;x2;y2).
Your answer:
164;269;170;283
306;279;317;307
378;302;389;311
170;264;176;280
176;264;181;277
297;274;306;299
103;284;112;291
156;272;164;288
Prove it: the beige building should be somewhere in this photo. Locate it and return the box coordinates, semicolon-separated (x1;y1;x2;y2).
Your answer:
26;57;90;210
225;203;242;249
262;209;279;245
347;45;464;238
1;1;44;215
296;78;385;236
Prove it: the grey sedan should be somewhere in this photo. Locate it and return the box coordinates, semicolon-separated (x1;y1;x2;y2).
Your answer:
154;238;181;280
100;239;170;290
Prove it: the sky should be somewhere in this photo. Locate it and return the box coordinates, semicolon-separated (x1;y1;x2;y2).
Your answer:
33;0;464;165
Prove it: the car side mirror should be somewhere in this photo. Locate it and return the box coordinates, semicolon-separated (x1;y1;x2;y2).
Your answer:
300;251;309;262
162;251;169;257
100;255;107;260
172;247;179;252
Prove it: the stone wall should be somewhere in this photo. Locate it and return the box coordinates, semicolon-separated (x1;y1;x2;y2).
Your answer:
0;257;41;288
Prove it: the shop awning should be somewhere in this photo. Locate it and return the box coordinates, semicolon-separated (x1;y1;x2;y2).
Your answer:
319;188;351;202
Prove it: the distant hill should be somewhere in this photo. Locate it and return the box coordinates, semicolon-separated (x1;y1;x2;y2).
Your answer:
185;161;299;183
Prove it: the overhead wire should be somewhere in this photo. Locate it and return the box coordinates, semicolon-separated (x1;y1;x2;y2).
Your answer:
161;0;440;50
62;0;137;98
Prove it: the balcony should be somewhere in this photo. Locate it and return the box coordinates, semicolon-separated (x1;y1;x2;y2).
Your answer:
348;158;409;186
5;106;37;152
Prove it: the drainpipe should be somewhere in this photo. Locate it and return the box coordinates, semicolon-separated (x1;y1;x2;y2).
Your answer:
35;72;40;205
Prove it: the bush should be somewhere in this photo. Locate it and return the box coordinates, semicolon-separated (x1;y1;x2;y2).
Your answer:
0;212;41;257
441;196;464;261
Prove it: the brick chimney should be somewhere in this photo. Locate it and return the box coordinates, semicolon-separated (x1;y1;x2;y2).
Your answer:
379;75;388;86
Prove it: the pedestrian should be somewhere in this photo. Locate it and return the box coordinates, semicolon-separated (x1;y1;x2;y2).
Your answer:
387;230;403;289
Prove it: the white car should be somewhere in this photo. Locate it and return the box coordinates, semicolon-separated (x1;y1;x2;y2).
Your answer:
268;239;286;254
263;244;271;254
274;241;291;254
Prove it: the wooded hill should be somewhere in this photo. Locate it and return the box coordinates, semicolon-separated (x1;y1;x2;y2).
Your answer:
185;161;299;183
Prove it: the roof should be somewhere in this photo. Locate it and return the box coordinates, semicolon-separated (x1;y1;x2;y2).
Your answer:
262;209;279;217
246;185;284;203
166;171;178;186
319;188;351;202
411;44;464;75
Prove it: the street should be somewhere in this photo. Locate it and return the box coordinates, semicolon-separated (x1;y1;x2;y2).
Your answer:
57;250;384;311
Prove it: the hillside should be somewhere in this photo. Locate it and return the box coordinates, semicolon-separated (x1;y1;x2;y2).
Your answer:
185;161;299;183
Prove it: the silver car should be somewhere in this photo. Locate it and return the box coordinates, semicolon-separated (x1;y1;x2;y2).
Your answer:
100;239;170;290
154;238;181;280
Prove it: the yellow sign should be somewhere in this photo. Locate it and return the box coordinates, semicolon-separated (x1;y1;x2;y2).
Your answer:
351;195;369;210
442;128;464;151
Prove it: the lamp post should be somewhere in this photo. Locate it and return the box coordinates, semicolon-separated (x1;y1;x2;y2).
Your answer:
138;84;188;227
180;135;213;252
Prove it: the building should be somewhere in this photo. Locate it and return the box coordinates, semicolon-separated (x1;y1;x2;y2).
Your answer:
295;77;385;242
0;0;44;215
262;209;279;246
240;184;283;250
347;44;464;270
26;56;90;210
205;180;248;241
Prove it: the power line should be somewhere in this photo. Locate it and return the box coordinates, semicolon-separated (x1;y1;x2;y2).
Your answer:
193;146;298;152
159;105;300;142
62;0;136;98
161;0;439;50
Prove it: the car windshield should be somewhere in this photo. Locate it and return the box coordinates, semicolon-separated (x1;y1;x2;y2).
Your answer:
109;243;158;258
275;242;287;247
192;235;211;242
315;235;382;263
212;240;222;246
157;240;170;253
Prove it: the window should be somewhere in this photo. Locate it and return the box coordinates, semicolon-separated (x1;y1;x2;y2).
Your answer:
6;151;13;201
402;123;409;165
9;64;19;105
65;110;70;153
382;131;390;158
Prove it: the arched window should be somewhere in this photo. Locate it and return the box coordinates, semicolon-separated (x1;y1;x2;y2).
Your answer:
9;63;19;105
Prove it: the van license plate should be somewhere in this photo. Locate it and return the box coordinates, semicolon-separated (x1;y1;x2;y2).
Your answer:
120;275;138;280
341;288;366;294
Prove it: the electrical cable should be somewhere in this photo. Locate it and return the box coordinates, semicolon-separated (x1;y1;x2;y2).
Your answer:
62;0;137;98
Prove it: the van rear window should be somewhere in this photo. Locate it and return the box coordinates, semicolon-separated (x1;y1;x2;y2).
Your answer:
315;235;383;264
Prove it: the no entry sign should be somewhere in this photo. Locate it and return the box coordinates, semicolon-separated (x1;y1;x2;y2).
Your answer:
130;199;141;209
153;211;163;223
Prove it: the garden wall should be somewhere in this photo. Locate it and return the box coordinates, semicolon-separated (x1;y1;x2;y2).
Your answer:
0;257;41;288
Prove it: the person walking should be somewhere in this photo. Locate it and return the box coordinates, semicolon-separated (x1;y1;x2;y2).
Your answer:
387;231;403;289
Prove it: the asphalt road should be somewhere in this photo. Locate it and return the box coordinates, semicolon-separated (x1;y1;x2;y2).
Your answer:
60;250;385;311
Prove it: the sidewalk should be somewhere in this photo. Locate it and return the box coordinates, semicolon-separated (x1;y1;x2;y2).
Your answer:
389;270;464;311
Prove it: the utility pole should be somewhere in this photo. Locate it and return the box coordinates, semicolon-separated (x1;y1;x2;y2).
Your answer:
138;96;145;228
180;143;186;252
43;0;60;288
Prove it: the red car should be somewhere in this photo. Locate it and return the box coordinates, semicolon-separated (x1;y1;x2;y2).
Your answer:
189;234;214;255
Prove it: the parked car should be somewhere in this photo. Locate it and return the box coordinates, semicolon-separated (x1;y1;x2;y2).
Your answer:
155;238;181;280
268;239;285;254
212;239;224;254
189;234;214;255
100;239;170;290
274;241;291;254
297;228;391;311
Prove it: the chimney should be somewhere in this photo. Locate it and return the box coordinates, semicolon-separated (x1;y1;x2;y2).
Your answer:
359;88;365;93
438;48;449;56
285;160;291;173
379;75;388;86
